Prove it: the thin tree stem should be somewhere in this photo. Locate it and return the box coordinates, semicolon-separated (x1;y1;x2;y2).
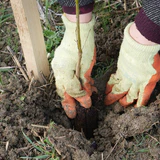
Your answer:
75;0;82;80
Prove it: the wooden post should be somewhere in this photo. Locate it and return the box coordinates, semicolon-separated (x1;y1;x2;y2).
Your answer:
10;0;50;83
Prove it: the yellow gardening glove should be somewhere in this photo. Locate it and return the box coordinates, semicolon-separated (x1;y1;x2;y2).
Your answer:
105;23;160;107
51;15;97;118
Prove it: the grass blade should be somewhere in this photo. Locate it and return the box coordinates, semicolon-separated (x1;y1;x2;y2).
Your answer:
0;67;14;72
22;130;44;152
138;148;149;153
33;155;49;159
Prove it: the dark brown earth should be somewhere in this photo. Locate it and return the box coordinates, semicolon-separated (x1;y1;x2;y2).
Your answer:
0;0;160;160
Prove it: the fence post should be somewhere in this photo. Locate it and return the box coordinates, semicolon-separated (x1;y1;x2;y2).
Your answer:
10;0;50;83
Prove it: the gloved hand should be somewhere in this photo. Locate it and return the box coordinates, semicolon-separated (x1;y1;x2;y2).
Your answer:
105;23;160;107
51;15;97;119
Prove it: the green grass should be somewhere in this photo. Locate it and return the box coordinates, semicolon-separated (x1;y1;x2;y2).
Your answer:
134;133;149;147
0;73;3;85
21;129;60;160
0;6;13;26
43;26;64;62
124;133;159;159
1;0;63;64
42;0;64;62
0;2;20;57
5;31;20;53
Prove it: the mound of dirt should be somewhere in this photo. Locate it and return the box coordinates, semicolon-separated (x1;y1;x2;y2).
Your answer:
45;94;160;160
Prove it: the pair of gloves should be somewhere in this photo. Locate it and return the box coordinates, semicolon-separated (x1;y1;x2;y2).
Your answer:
51;15;160;119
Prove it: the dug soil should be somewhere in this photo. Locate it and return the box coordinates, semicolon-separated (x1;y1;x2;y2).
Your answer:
0;1;160;160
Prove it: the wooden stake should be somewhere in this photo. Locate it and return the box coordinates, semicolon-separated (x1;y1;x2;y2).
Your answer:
10;0;50;84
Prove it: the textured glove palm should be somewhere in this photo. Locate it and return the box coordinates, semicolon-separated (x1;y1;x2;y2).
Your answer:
105;23;160;107
51;15;96;118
